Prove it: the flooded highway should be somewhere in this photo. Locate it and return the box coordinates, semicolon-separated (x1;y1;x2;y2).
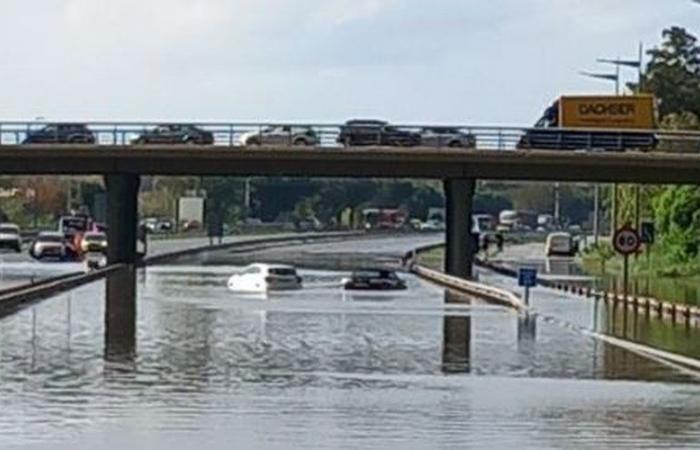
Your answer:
2;236;700;449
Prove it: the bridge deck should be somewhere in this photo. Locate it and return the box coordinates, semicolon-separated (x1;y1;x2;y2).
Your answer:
2;145;700;183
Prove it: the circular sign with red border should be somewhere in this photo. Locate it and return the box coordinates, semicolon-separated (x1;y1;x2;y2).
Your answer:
613;226;640;255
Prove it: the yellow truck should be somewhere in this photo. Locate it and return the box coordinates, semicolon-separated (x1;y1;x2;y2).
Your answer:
518;95;658;151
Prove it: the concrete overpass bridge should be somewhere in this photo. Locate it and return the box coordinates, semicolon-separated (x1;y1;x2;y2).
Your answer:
2;120;700;360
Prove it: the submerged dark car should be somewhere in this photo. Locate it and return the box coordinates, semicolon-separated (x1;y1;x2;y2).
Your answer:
342;269;407;291
132;124;214;145
23;123;95;144
337;120;421;147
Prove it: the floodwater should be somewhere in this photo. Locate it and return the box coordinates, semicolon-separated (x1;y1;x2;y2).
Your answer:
1;260;700;449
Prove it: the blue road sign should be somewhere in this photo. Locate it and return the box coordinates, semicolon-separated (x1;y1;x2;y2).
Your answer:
640;221;655;245
518;268;538;288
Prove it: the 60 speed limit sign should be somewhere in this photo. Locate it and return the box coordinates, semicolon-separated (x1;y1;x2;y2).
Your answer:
613;226;641;255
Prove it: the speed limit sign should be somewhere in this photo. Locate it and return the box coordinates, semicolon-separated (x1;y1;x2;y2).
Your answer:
613;226;640;255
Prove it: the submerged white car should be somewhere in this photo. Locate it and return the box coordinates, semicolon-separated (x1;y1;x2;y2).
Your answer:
227;264;302;293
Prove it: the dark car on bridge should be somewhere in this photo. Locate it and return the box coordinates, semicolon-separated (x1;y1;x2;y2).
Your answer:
22;123;96;144
338;120;421;147
132;124;215;145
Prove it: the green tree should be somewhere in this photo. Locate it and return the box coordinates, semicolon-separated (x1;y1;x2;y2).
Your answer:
636;27;700;117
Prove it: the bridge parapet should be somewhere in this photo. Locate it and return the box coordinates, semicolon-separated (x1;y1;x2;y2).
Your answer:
1;120;698;153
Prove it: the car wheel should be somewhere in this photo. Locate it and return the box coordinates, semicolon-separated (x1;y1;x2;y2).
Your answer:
448;140;463;148
293;138;309;146
68;136;85;144
246;137;260;146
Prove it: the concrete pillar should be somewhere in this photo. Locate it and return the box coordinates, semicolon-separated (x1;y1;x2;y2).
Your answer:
104;174;140;361
444;178;476;279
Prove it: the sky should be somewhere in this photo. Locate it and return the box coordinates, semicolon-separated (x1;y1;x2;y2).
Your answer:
0;0;697;125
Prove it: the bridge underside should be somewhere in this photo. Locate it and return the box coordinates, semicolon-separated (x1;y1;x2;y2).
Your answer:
1;145;700;183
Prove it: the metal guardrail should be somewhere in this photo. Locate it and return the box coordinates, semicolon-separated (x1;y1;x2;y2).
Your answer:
0;120;698;152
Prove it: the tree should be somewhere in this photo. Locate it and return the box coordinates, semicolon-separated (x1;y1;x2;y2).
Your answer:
636;27;700;117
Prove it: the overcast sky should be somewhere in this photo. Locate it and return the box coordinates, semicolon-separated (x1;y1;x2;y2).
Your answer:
0;0;697;124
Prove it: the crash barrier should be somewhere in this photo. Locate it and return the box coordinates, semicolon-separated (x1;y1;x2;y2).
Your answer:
477;259;700;329
409;262;524;310
0;264;124;318
143;231;364;265
405;246;700;376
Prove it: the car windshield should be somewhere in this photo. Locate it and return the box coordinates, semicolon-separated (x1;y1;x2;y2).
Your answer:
39;234;63;243
269;268;297;276
353;270;390;278
0;226;18;233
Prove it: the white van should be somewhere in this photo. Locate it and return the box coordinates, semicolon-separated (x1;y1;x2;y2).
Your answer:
545;232;576;257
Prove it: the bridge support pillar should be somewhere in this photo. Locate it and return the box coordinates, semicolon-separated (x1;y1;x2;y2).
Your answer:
444;178;476;279
104;174;140;361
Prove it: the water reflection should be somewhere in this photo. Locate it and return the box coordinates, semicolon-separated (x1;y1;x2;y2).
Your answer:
442;291;471;373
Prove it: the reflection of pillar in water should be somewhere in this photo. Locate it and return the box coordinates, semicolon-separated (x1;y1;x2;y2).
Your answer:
105;267;137;362
517;314;537;344
442;291;471;374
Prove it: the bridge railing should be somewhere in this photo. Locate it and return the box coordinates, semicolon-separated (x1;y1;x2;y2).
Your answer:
0;121;699;152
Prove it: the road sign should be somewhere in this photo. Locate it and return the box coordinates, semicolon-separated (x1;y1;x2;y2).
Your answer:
518;268;538;288
640;221;655;244
613;226;640;255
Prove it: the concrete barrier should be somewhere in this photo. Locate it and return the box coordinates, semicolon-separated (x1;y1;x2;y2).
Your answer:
410;264;524;310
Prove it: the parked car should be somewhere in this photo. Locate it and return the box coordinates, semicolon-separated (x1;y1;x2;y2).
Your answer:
342;269;407;291
23;123;95;144
29;231;67;260
337;120;421;147
240;126;318;146
420;127;476;148
132;124;214;145
227;263;303;293
0;223;22;252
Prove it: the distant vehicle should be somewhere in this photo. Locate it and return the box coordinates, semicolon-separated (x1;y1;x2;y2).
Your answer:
30;232;66;260
181;219;202;232
498;210;538;231
227;264;302;293
419;219;445;232
472;214;496;234
518;95;658;151
545;232;577;257
23;123;95;144
338;120;421;147
362;208;407;230
141;217;173;233
80;231;107;253
342;269;407;291
132;124;214;145
240;126;318;146
0;223;22;252
420;127;476;148
537;214;556;230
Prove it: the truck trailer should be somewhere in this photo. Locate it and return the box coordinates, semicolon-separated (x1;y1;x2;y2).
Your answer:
518;95;658;151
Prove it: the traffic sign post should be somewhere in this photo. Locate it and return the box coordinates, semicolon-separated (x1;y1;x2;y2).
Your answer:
518;268;537;306
613;225;641;303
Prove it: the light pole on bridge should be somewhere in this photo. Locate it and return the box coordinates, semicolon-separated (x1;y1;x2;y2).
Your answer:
580;44;645;240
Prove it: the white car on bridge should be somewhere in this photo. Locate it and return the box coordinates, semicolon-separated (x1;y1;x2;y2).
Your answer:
227;263;302;293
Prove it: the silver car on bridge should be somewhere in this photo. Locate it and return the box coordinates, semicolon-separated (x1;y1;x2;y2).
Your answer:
239;126;318;146
420;127;476;148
